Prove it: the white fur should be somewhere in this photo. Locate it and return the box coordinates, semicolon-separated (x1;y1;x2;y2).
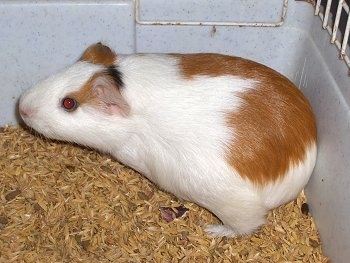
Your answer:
19;54;317;237
261;144;317;209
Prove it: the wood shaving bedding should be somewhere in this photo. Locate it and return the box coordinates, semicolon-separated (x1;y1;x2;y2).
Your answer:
0;126;329;262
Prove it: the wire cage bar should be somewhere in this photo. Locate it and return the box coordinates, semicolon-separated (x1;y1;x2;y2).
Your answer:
315;0;350;72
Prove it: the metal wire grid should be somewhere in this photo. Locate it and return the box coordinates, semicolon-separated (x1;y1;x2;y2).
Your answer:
315;0;350;73
135;0;289;27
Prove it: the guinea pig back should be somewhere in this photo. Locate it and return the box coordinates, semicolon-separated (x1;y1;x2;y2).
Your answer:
19;43;317;237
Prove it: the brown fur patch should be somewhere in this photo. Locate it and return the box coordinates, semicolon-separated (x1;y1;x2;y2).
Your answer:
66;70;119;109
79;43;117;67
176;54;317;185
228;80;317;185
65;70;128;116
66;73;103;108
174;53;262;79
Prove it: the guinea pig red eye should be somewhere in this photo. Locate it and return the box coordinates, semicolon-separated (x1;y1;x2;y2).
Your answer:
62;97;78;111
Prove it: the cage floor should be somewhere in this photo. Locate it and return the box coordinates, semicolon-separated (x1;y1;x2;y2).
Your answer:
0;126;328;262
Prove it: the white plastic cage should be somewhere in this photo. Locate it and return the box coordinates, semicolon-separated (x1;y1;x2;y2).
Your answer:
0;1;349;262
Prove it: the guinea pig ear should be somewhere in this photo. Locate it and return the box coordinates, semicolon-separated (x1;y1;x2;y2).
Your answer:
91;73;130;117
79;43;117;67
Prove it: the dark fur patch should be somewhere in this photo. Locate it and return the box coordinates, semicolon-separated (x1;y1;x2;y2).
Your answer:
106;66;124;88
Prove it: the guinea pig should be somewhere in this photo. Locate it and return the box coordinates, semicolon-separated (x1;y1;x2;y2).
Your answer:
19;43;317;237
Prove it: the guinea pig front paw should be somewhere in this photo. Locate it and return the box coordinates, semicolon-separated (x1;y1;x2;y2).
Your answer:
204;224;237;238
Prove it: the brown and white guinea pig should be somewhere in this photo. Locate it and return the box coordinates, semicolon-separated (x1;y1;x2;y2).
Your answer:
19;43;317;237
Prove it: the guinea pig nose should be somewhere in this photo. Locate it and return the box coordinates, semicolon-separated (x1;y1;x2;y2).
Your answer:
19;108;28;118
19;106;34;119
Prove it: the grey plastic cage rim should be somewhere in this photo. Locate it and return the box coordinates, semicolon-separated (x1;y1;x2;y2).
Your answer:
135;0;289;27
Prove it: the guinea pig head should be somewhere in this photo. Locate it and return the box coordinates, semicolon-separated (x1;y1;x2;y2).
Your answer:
19;43;130;147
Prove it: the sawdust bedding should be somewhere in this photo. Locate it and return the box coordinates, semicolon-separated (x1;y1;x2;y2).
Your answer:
0;126;329;262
